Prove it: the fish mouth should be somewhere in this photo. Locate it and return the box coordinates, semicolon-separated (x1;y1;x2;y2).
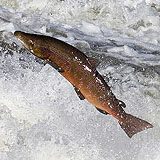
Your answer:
14;31;24;43
14;31;30;50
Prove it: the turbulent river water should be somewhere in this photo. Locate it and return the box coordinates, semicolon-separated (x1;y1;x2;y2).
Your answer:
0;0;160;160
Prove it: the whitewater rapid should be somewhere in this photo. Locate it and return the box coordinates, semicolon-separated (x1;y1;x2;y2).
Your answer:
0;0;160;160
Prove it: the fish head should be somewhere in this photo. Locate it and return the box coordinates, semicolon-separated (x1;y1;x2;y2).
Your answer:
14;31;36;51
14;31;49;59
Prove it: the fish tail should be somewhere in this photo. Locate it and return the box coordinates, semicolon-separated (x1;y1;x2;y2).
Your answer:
119;113;153;138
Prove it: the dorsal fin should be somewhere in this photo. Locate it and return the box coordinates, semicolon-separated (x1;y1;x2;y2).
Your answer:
87;57;100;69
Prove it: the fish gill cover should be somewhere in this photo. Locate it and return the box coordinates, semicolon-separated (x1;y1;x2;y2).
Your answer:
0;0;160;160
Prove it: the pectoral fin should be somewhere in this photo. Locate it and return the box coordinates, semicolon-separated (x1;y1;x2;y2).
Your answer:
47;60;64;73
40;47;64;73
74;87;85;100
96;108;109;115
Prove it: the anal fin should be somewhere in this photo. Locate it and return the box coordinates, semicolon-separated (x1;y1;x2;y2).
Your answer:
96;107;109;115
74;87;85;100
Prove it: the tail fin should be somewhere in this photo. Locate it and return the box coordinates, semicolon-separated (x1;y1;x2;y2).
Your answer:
119;114;153;138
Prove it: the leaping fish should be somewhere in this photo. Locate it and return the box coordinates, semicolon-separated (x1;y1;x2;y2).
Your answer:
14;31;153;138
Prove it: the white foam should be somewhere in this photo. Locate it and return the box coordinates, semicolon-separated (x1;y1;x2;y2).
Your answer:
0;0;160;45
0;1;160;160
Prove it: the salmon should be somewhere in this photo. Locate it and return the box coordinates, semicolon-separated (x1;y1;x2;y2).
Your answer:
14;31;153;138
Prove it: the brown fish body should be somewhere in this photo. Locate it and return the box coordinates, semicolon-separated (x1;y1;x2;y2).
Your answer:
30;35;123;119
14;31;153;138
